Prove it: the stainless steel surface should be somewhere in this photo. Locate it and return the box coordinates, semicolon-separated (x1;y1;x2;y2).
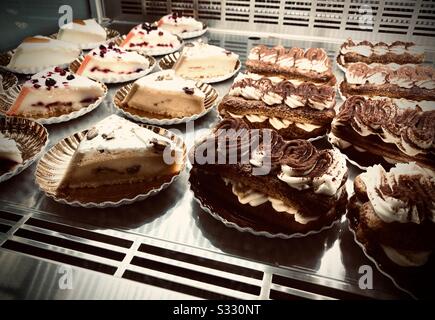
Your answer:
105;0;435;46
0;29;425;300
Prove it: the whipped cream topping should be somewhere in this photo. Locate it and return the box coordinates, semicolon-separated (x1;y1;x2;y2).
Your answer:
340;39;425;58
248;45;331;74
359;163;435;224
345;62;435;89
158;13;203;35
229;73;335;110
278;149;347;196
222;177;318;224
333;96;435;157
121;22;180;50
227;112;322;132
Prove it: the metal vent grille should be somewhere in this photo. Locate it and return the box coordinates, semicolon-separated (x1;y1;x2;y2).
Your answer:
111;0;435;44
0;208;384;300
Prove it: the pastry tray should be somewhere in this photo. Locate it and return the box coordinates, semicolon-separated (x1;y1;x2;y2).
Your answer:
1;28;433;300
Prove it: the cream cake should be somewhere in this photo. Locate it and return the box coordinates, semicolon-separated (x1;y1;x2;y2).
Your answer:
0;133;22;173
120;22;180;52
57;19;106;45
122;70;205;118
7;36;80;72
173;41;239;79
7;67;105;117
58;115;181;189
157;12;203;35
76;43;149;78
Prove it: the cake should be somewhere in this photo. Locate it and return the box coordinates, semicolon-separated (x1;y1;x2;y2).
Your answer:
173;41;239;80
218;73;336;140
348;163;435;268
0;133;22;174
340;63;435;102
338;39;425;69
246;45;336;85
57;19;106;46
121;70;205;118
329;96;435;170
7;67;105;117
157;12;203;35
6;36;80;72
120;22;180;53
58;115;181;189
189;118;348;235
76;43;149;79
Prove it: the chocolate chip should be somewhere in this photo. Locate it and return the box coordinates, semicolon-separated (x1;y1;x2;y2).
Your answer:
99;44;106;50
183;87;195;95
54;67;63;73
66;75;75;80
33;84;41;89
158;31;163;36
45;78;56;86
31;79;38;84
102;132;115;140
86;127;98;140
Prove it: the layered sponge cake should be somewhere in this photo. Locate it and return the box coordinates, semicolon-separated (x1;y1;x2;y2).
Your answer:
7;67;105;117
58;115;182;189
121;70;205;118
348;162;435;268
189;118;348;235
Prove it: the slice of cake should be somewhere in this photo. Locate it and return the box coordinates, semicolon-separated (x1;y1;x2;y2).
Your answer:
57;19;106;45
329;96;435;170
7;67;105;117
76;43;149;78
218;72;336;140
338;39;425;69
348;163;435;268
157;12;203;35
122;70;205;118
7;36;80;71
173;41;239;79
120;22;180;52
0;133;22;174
58;115;181;189
189;118;348;235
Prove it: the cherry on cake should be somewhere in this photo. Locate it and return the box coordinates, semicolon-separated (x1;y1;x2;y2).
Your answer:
57;19;106;46
0;133;22;174
157;12;203;35
122;70;205;118
173;41;239;79
120;22;180;52
7;67;105;117
7;36;80;72
76;43;149;79
58;114;181;189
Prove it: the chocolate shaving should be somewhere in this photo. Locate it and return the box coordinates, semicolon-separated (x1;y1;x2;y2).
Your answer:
183;87;195;95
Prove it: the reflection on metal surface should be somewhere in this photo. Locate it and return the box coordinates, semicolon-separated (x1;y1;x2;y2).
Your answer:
0;29;418;300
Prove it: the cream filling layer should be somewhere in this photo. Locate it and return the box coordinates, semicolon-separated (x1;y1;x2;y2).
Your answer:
227;112;322;132
222;177;318;224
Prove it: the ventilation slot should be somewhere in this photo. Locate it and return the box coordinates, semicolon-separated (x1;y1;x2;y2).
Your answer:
271;274;373;300
314;0;345;29
0;223;11;234
143;0;167;16
0;210;22;222
171;0;194;16
120;0;142;15
414;1;435;37
254;0;280;24
378;1;414;35
226;0;250;22
198;1;221;20
345;0;378;32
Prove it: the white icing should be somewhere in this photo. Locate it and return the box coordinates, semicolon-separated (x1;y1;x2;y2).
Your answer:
223;178;318;224
158;14;203;35
278;149;347;196
58;19;106;44
262;92;283;105
284;95;305;108
328;132;352;149
366;72;386;85
359;163;435;224
373;45;388;55
389;45;406;55
294;58;312;71
415;79;435;90
353;45;372;57
121;23;180;49
276;56;294;68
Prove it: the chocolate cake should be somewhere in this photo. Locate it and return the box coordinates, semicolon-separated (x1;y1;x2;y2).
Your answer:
348;162;435;267
329;96;435;169
340;63;435;102
337;39;425;69
246;45;336;85
218;73;336;140
189;118;348;235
